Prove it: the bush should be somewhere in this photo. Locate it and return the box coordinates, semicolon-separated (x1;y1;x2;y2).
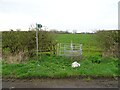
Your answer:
96;30;119;57
2;31;57;62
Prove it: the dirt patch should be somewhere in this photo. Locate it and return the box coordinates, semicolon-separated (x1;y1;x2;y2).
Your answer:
2;78;118;88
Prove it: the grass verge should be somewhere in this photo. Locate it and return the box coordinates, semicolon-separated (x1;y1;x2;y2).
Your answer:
2;55;119;79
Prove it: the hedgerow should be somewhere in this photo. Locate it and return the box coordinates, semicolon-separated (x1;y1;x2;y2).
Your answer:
2;31;57;62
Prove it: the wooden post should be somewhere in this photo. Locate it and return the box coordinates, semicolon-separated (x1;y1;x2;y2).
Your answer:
56;43;59;56
60;43;61;56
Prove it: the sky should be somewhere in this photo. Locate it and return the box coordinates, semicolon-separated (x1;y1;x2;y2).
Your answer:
0;0;119;32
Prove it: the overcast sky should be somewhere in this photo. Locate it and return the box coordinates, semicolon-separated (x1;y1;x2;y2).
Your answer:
0;0;119;32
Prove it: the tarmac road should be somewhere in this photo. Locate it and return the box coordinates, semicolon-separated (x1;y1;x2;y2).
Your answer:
2;78;118;88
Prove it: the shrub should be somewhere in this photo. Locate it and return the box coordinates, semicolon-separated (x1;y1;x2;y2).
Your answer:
96;30;119;57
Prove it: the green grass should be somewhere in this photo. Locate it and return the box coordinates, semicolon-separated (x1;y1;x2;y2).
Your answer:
2;55;118;79
56;33;101;57
56;33;98;49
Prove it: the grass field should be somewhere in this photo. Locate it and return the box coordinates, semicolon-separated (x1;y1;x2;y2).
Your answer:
56;33;98;46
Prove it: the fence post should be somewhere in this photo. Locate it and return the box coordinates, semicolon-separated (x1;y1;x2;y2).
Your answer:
80;44;82;55
70;41;73;59
64;44;66;56
71;41;73;51
56;43;59;56
60;43;61;56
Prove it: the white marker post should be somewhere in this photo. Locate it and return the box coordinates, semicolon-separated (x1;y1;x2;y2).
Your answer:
118;1;120;29
36;23;42;60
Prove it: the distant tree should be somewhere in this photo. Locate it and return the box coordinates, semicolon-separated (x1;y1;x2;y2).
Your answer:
10;29;14;31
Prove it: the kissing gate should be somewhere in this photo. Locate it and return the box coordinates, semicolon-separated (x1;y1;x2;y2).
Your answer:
57;42;82;59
